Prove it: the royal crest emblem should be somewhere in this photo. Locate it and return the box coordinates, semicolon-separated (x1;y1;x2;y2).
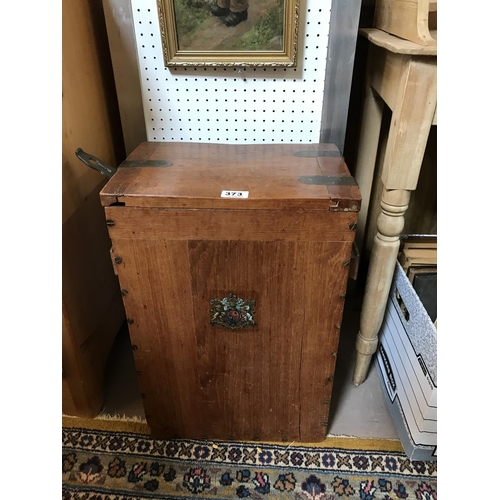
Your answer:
210;293;257;330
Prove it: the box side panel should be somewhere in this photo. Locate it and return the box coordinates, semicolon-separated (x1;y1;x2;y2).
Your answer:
386;302;437;418
377;335;437;446
381;314;437;431
110;239;203;437
187;240;349;441
188;240;303;440
108;209;352;441
391;262;437;389
376;359;437;462
105;207;357;242
297;241;351;441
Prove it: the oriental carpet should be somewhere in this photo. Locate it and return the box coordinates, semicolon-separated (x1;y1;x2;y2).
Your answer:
62;416;437;499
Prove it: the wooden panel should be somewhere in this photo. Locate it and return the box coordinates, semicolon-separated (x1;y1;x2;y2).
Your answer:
187;240;304;441
62;300;104;418
63;279;125;418
62;0;126;417
381;55;436;190
112;236;351;441
62;303;90;416
298;241;350;440
99;167;143;207
373;0;436;47
105;207;358;242
63;183;124;348
100;142;360;211
360;28;437;56
113;240;202;436
369;46;407;112
102;0;148;155
62;0;125;224
62;377;78;417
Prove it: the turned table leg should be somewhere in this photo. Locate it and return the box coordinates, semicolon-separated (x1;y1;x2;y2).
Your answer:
353;187;410;386
352;52;436;386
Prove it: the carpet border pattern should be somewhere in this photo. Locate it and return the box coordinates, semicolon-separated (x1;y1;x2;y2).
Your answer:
63;427;436;479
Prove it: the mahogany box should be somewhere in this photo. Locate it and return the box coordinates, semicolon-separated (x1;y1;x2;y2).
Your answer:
100;142;361;442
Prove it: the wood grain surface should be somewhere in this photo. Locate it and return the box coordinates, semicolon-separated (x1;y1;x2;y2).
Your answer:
62;183;125;417
360;28;437;55
105;207;357;242
101;142;360;211
372;0;436;48
102;142;360;441
62;0;125;417
112;236;351;441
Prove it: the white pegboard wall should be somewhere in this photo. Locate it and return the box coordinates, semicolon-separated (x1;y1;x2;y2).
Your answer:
131;0;331;144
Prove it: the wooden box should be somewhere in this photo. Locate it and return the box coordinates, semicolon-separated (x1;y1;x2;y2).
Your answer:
100;142;361;442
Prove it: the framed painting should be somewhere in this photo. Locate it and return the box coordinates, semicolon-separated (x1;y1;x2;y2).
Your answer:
157;0;300;67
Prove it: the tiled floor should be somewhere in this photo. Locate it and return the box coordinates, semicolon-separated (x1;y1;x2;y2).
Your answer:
101;281;398;440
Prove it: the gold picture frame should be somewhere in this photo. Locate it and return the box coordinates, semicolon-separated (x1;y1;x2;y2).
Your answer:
157;0;299;67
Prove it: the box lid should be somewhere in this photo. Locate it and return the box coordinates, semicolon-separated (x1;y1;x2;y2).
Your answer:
100;142;361;211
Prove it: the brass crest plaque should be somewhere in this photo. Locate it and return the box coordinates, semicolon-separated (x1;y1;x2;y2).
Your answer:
210;293;257;330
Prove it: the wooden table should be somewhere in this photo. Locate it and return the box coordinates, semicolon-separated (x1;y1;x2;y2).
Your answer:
352;28;437;386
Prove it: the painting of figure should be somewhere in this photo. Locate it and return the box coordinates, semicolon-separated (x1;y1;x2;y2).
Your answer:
172;0;285;52
158;0;298;66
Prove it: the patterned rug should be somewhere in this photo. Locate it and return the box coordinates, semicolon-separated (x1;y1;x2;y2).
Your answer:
62;416;437;499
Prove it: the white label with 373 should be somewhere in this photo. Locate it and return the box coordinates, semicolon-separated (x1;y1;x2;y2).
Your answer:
221;190;249;198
